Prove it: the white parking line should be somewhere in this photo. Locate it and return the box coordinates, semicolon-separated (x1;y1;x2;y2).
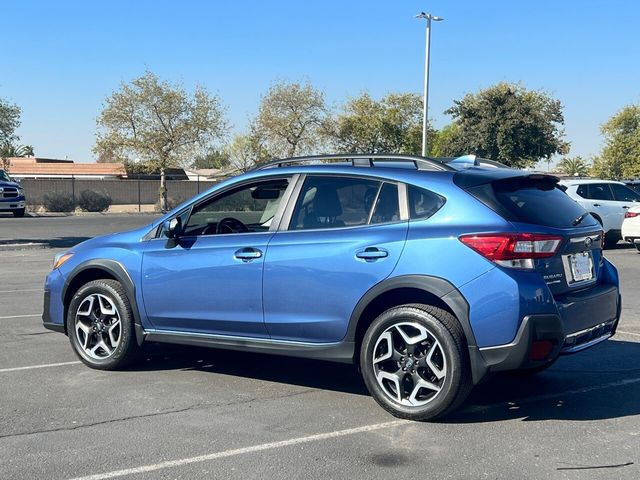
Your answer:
618;330;640;338
0;361;81;373
67;420;410;480
0;313;40;320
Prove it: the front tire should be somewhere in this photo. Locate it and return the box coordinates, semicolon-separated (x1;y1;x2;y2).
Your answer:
13;208;25;217
67;279;139;370
360;304;472;421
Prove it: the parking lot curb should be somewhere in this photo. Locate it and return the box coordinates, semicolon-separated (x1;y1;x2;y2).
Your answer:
0;242;48;251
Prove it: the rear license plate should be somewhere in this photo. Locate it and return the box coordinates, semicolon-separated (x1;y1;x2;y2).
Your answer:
569;252;593;282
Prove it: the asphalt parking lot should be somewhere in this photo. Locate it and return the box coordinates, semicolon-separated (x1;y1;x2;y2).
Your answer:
1;216;639;479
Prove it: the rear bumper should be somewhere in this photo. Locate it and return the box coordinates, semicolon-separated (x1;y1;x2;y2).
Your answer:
477;286;621;374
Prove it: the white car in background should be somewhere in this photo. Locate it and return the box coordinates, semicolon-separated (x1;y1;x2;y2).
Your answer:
559;179;640;248
622;205;640;252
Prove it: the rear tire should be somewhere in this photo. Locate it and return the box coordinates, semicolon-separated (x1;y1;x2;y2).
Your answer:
360;304;472;421
12;208;25;217
635;243;640;253
67;279;139;370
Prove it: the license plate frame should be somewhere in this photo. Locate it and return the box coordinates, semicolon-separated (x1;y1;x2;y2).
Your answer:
568;251;593;282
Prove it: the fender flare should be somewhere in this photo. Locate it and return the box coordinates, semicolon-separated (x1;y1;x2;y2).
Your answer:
346;274;487;384
62;259;145;346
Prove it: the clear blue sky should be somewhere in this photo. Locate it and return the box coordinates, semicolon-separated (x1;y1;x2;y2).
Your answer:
2;0;639;164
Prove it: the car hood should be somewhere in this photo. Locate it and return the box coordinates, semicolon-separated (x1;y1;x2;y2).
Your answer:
0;180;21;189
70;224;155;253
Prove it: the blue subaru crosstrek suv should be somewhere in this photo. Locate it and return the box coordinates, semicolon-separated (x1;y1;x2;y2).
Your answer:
43;154;621;420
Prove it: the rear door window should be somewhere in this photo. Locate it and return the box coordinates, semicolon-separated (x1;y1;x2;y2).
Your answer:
290;176;381;230
587;184;614;201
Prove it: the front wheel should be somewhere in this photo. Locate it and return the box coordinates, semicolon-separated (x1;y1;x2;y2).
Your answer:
67;279;139;370
635;243;640;253
360;304;472;421
12;208;25;217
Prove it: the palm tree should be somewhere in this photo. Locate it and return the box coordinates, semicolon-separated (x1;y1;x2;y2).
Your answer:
0;140;34;157
557;156;589;176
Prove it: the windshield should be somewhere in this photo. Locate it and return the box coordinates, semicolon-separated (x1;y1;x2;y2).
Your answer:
0;170;11;182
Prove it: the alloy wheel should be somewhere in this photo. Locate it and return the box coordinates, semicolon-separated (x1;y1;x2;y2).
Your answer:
74;293;122;360
372;321;447;406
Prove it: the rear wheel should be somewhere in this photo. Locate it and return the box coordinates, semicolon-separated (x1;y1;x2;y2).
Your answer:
67;279;139;370
635;243;640;253
360;304;472;421
12;208;25;217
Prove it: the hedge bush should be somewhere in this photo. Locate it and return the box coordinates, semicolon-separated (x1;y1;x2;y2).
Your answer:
43;192;76;212
77;190;112;212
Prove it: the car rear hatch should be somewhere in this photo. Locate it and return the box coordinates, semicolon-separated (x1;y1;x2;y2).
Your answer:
454;170;605;295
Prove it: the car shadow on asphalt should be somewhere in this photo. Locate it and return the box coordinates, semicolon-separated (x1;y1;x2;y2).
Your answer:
0;236;91;248
131;338;640;422
134;342;369;396
446;339;640;423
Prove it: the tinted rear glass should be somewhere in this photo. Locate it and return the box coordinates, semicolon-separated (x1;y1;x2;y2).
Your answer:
467;177;594;228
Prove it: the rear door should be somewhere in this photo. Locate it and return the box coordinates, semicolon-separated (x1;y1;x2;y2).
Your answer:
262;174;408;343
609;183;640;228
575;183;617;231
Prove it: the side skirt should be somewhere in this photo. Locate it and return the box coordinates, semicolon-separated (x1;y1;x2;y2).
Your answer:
143;329;355;364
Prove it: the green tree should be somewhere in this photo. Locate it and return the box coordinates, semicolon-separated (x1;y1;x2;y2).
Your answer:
226;131;271;173
327;92;436;155
442;83;569;168
429;123;459;157
0;98;21;144
591;104;640;179
557;156;589;176
254;80;328;158
94;71;229;210
191;149;231;170
1;98;34;172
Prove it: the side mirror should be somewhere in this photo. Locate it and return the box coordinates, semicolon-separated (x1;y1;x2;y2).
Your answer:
11;177;21;185
163;217;183;239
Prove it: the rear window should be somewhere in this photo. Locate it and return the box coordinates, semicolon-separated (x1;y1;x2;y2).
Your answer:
467;177;595;228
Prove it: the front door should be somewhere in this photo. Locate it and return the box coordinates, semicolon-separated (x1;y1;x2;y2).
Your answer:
141;176;292;337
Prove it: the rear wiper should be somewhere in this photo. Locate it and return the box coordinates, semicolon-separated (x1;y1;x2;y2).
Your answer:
573;212;588;226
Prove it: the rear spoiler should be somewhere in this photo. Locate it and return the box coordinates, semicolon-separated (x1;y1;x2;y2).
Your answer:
453;169;560;190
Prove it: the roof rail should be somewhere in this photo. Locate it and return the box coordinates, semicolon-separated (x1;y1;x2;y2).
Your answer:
253;153;454;172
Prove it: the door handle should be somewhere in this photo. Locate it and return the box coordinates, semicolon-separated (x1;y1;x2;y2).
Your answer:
234;247;263;261
593;203;601;207
356;247;389;261
622;206;629;209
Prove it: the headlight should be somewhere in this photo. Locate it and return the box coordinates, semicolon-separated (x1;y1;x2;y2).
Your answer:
53;252;74;270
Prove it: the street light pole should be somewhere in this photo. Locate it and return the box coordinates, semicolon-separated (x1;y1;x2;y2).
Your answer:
416;12;443;157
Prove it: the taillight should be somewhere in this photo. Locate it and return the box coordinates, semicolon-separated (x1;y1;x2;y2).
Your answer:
625;211;639;219
459;233;562;269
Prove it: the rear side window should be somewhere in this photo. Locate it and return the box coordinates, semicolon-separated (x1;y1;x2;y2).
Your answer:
408;186;445;220
610;183;640;202
467;177;594;228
